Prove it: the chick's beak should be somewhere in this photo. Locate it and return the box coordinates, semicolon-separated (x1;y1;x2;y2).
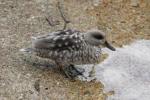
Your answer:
104;41;116;51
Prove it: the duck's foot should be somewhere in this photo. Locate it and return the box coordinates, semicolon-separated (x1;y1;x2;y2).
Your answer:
62;65;86;80
88;65;96;77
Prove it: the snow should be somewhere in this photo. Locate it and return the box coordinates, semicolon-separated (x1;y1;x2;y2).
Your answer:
85;40;150;100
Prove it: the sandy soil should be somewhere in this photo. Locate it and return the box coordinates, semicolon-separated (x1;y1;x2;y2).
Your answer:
88;0;150;47
0;0;149;100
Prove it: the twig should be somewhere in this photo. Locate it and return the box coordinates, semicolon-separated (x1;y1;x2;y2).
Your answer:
45;16;60;26
57;2;70;30
45;16;54;26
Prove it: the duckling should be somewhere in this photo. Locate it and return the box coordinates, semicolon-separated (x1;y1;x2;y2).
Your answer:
20;29;115;79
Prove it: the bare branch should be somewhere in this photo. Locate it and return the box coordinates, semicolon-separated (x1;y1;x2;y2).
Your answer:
57;2;70;30
45;16;60;27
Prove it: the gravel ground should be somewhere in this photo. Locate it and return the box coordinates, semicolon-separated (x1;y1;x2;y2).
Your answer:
0;0;149;100
0;0;105;100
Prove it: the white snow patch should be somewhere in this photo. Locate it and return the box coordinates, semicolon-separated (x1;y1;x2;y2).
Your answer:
85;40;150;100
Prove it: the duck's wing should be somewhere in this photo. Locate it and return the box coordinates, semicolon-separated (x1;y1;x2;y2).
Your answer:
32;30;83;51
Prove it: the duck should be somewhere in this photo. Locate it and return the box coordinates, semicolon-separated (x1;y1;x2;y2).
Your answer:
20;29;116;79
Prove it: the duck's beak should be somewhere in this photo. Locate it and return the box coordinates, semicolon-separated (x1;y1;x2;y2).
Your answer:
104;41;116;51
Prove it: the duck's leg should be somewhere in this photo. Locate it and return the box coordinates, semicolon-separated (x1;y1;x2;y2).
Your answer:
69;65;85;75
56;64;73;79
65;64;86;79
89;64;96;77
57;63;86;79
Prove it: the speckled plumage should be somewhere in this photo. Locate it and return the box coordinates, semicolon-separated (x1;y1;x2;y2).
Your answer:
21;29;115;79
32;29;102;66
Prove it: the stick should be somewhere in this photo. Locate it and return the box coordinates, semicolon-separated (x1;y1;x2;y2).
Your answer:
45;16;54;26
57;2;70;30
45;16;60;26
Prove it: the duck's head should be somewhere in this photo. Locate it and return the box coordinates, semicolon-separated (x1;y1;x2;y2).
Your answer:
84;30;116;51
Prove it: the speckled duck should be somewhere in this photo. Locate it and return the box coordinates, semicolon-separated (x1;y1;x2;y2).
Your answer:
21;29;116;79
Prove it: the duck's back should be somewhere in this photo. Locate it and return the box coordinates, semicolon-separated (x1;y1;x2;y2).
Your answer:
32;30;84;59
32;29;101;65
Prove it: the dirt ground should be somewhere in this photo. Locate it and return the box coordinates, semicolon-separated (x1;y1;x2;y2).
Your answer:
0;0;149;100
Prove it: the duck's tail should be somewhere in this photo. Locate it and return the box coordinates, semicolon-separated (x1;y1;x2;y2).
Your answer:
20;48;34;53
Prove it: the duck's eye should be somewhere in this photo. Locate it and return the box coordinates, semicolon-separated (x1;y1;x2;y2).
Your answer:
92;34;104;40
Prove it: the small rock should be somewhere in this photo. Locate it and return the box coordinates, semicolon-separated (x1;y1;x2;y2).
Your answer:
84;90;91;95
34;79;40;92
